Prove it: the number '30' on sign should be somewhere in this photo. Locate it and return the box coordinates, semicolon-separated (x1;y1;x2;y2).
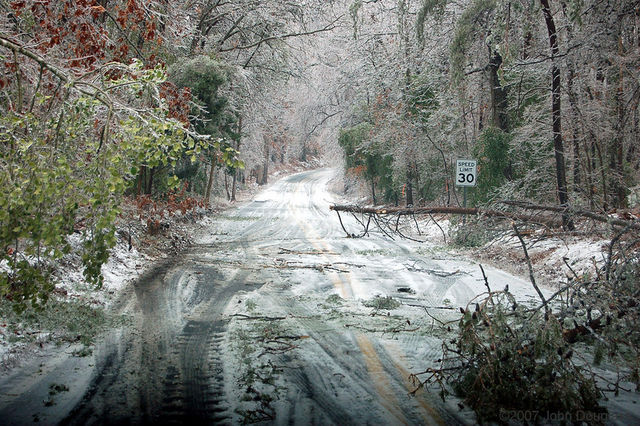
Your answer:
455;159;477;187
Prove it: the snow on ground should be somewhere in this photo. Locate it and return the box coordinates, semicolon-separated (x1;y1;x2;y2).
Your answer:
55;233;153;306
197;169;576;423
0;232;159;371
471;227;609;287
208;169;631;424
1;166;633;423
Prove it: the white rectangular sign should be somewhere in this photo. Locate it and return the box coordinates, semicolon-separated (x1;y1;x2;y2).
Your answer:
456;159;477;187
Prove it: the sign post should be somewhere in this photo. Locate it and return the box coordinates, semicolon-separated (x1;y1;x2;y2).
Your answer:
456;159;477;223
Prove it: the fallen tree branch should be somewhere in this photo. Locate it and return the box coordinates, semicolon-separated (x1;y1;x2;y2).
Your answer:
513;223;548;315
330;204;560;227
230;313;287;321
272;261;351;273
278;247;337;255
406;303;458;311
500;200;640;231
404;262;464;277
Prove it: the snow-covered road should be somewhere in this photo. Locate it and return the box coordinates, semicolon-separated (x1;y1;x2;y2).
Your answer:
200;168;546;425
0;168;547;425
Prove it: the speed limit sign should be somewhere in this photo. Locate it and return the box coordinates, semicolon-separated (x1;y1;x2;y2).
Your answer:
456;159;477;187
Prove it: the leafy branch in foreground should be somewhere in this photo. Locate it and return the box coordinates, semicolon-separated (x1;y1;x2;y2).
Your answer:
411;290;604;422
410;224;639;424
0;50;208;311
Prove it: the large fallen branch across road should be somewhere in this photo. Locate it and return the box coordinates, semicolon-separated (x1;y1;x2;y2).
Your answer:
331;205;490;216
329;204;640;240
330;204;548;221
329;204;560;240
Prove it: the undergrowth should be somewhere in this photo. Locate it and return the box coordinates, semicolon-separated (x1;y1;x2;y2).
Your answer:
363;295;400;310
0;297;127;352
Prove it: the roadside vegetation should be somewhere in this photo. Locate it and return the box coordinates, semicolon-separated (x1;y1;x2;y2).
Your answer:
405;219;639;423
0;295;129;365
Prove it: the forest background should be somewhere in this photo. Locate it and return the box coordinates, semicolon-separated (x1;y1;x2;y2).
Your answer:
2;0;639;305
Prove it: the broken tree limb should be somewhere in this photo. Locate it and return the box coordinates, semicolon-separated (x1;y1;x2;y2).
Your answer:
329;203;569;241
330;204;556;224
500;200;640;231
404;264;464;277
512;223;548;314
330;205;565;229
429;213;447;243
272;259;354;273
277;247;337;255
230;313;287;321
406;303;457;311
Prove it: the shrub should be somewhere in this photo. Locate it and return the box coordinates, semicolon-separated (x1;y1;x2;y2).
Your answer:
363;296;400;310
452;292;602;421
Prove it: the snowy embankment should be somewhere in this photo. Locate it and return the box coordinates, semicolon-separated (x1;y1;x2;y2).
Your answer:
0;225;154;369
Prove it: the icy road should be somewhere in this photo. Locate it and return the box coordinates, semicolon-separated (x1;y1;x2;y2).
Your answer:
0;168;547;425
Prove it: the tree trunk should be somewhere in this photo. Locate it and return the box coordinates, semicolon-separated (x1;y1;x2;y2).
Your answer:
231;117;242;202
565;66;582;192
371;180;377;205
540;0;573;230
224;172;231;200
231;169;238;201
145;167;155;195
586;141;596;210
487;48;513;181
262;152;269;185
406;169;413;206
487;48;509;132
260;135;270;186
205;158;215;206
612;38;627;208
561;2;582;194
136;166;145;196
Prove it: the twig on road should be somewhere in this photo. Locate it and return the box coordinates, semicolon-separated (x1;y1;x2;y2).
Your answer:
230;313;287;321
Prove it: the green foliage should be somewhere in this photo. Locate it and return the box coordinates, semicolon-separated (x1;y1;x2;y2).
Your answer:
407;77;438;123
338;122;372;169
415;158;444;202
415;231;640;423
0;60;205;308
169;55;242;186
170;55;233;136
568;245;640;389
502;69;544;129
0;296;118;347
367;152;395;202
325;293;344;305
363;296;401;310
449;221;491;248
338;123;396;203
439;291;604;422
472;127;512;204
